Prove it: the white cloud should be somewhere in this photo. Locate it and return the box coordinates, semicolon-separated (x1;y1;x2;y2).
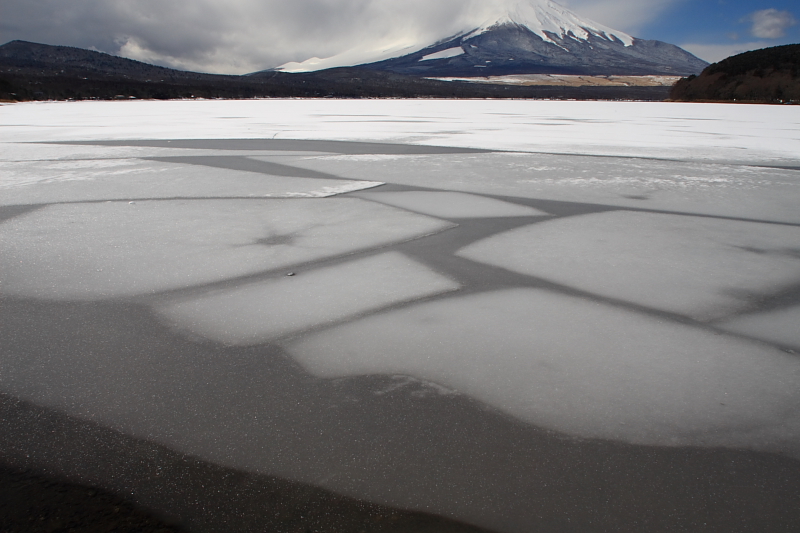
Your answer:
680;42;769;64
746;8;797;39
0;0;686;74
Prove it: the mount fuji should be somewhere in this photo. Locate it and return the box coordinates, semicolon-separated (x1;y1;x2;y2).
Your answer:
277;0;707;77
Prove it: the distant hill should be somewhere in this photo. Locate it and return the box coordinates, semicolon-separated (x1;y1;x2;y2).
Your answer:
670;44;800;103
0;39;211;81
0;40;672;101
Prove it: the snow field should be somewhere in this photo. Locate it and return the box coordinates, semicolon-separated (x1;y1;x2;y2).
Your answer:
2;99;798;165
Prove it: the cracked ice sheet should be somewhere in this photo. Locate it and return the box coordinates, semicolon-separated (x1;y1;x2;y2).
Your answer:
354;191;548;218
457;211;800;321
0;199;452;300
719;306;800;350
289;152;800;224
0;158;381;205
286;288;800;455
157;252;460;345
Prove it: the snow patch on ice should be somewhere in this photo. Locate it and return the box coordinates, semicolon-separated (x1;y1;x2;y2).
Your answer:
0;158;382;205
0;158;145;188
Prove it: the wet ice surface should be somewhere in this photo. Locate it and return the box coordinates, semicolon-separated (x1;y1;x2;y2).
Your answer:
1;100;800;533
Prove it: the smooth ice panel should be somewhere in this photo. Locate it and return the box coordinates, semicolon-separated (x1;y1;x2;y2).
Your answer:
355;191;548;218
0;158;382;205
0;199;452;300
719;306;800;349
287;289;800;453
457;211;800;320
158;252;460;345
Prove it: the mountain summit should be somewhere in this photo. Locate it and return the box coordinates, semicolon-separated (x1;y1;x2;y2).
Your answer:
277;0;707;76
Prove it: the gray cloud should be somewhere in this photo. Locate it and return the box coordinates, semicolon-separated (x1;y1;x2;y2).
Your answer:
746;8;796;39
0;0;683;74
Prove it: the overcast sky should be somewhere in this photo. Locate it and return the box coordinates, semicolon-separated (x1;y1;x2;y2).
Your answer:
0;0;797;73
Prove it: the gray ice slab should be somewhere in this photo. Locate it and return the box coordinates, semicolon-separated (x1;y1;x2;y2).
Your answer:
718;306;800;349
0;199;452;300
457;211;800;321
287;288;800;455
157;252;460;345
355;191;549;218
288;152;800;224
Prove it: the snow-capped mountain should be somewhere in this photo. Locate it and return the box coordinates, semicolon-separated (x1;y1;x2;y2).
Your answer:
277;0;707;76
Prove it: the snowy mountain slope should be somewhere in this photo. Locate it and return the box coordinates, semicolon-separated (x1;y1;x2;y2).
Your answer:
277;0;707;76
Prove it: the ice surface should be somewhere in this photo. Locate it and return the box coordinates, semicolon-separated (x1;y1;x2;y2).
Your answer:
3;100;798;165
457;211;800;320
355;191;548;218
158;252;460;345
0;158;382;205
287;288;800;453
291;152;800;224
719;306;800;349
0;199;452;300
420;47;466;61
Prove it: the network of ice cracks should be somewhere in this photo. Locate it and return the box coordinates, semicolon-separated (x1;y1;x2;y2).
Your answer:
1;100;800;459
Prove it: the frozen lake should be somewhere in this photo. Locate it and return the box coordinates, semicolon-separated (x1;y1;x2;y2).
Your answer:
2;99;800;532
